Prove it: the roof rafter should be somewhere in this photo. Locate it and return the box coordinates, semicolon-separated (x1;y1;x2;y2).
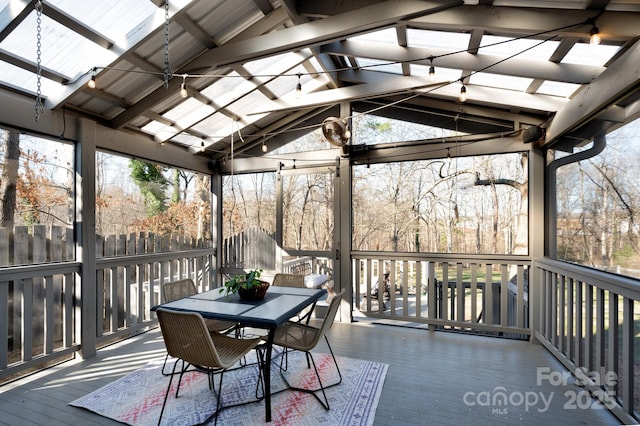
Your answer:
322;40;603;84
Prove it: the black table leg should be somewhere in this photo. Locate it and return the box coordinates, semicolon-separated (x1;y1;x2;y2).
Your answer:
264;328;275;422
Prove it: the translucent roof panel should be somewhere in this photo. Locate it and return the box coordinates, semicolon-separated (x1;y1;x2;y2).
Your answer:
469;71;533;91
264;68;306;99
537;80;581;98
47;0;158;46
200;71;257;108
162;98;216;130
478;35;559;60
410;64;462;83
349;27;398;44
0;11;116;83
226;89;270;123
561;42;620;66
243;51;308;79
140;121;181;142
0;61;59;95
192;112;236;141
171;132;206;151
358;57;402;74
406;29;471;51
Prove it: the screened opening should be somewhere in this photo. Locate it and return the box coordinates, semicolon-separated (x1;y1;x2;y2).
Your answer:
555;118;640;279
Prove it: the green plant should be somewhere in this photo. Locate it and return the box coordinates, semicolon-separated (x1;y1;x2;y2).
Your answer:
220;269;264;297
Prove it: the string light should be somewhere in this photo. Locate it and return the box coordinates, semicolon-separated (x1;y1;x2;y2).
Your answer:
88;67;96;89
428;57;435;82
180;74;188;98
459;83;467;102
590;23;601;45
295;73;302;98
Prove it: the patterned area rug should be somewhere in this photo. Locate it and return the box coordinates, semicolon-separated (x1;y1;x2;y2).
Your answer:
70;351;388;426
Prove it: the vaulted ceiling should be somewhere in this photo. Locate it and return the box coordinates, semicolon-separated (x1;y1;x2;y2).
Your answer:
1;0;639;164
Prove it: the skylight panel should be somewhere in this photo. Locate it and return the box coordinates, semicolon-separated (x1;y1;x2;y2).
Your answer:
0;61;59;95
561;42;620;66
227;90;270;122
192;112;236;141
358;57;402;74
243;51;307;79
140;121;180;142
469;72;533;91
0;10;116;82
410;64;462;83
478;35;558;60
46;0;157;46
170;133;204;151
200;71;257;107
349;28;398;44
536;80;581;98
162;98;216;129
406;29;470;51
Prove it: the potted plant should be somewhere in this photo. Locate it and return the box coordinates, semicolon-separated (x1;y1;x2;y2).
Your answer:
220;268;269;300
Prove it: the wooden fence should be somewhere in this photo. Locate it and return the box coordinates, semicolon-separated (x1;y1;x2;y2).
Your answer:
0;225;214;381
222;227;276;271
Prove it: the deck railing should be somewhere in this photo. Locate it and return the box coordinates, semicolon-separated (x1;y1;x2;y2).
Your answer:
3;230;640;424
0;224;215;382
94;249;215;344
535;257;640;424
0;262;80;382
352;252;531;338
0;250;215;382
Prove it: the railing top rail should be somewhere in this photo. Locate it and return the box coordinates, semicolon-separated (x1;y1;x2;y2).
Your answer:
0;261;81;281
96;248;215;269
352;251;531;264
536;257;640;300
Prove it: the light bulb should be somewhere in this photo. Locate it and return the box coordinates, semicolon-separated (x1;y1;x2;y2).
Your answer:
590;26;601;45
261;142;268;153
295;73;302;98
459;85;467;102
200;140;205;152
428;58;435;82
180;75;188;98
88;68;96;89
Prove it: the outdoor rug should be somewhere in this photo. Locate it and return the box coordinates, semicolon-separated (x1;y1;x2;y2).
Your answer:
69;350;388;426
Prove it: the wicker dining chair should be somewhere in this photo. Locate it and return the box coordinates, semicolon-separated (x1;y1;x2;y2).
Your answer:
271;273;314;322
160;279;237;375
272;273;305;288
271;288;345;410
156;308;263;426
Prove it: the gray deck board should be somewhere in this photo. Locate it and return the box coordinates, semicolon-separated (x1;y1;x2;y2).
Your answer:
0;321;622;425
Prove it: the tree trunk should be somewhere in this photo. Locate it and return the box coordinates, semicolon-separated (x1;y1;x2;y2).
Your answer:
1;129;20;228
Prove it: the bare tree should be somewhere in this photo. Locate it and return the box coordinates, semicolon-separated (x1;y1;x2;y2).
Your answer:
1;130;19;227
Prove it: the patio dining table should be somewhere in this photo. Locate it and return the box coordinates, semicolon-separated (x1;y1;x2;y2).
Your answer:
151;285;327;422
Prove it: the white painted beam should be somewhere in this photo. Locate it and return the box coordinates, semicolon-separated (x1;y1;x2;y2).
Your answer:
182;0;463;72
250;71;567;115
410;5;640;42
323;40;604;84
545;39;640;144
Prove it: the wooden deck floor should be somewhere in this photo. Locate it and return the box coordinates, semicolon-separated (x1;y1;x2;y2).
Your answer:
0;320;622;426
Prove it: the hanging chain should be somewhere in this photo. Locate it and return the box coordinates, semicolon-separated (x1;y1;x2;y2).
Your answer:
34;0;44;122
162;0;172;88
